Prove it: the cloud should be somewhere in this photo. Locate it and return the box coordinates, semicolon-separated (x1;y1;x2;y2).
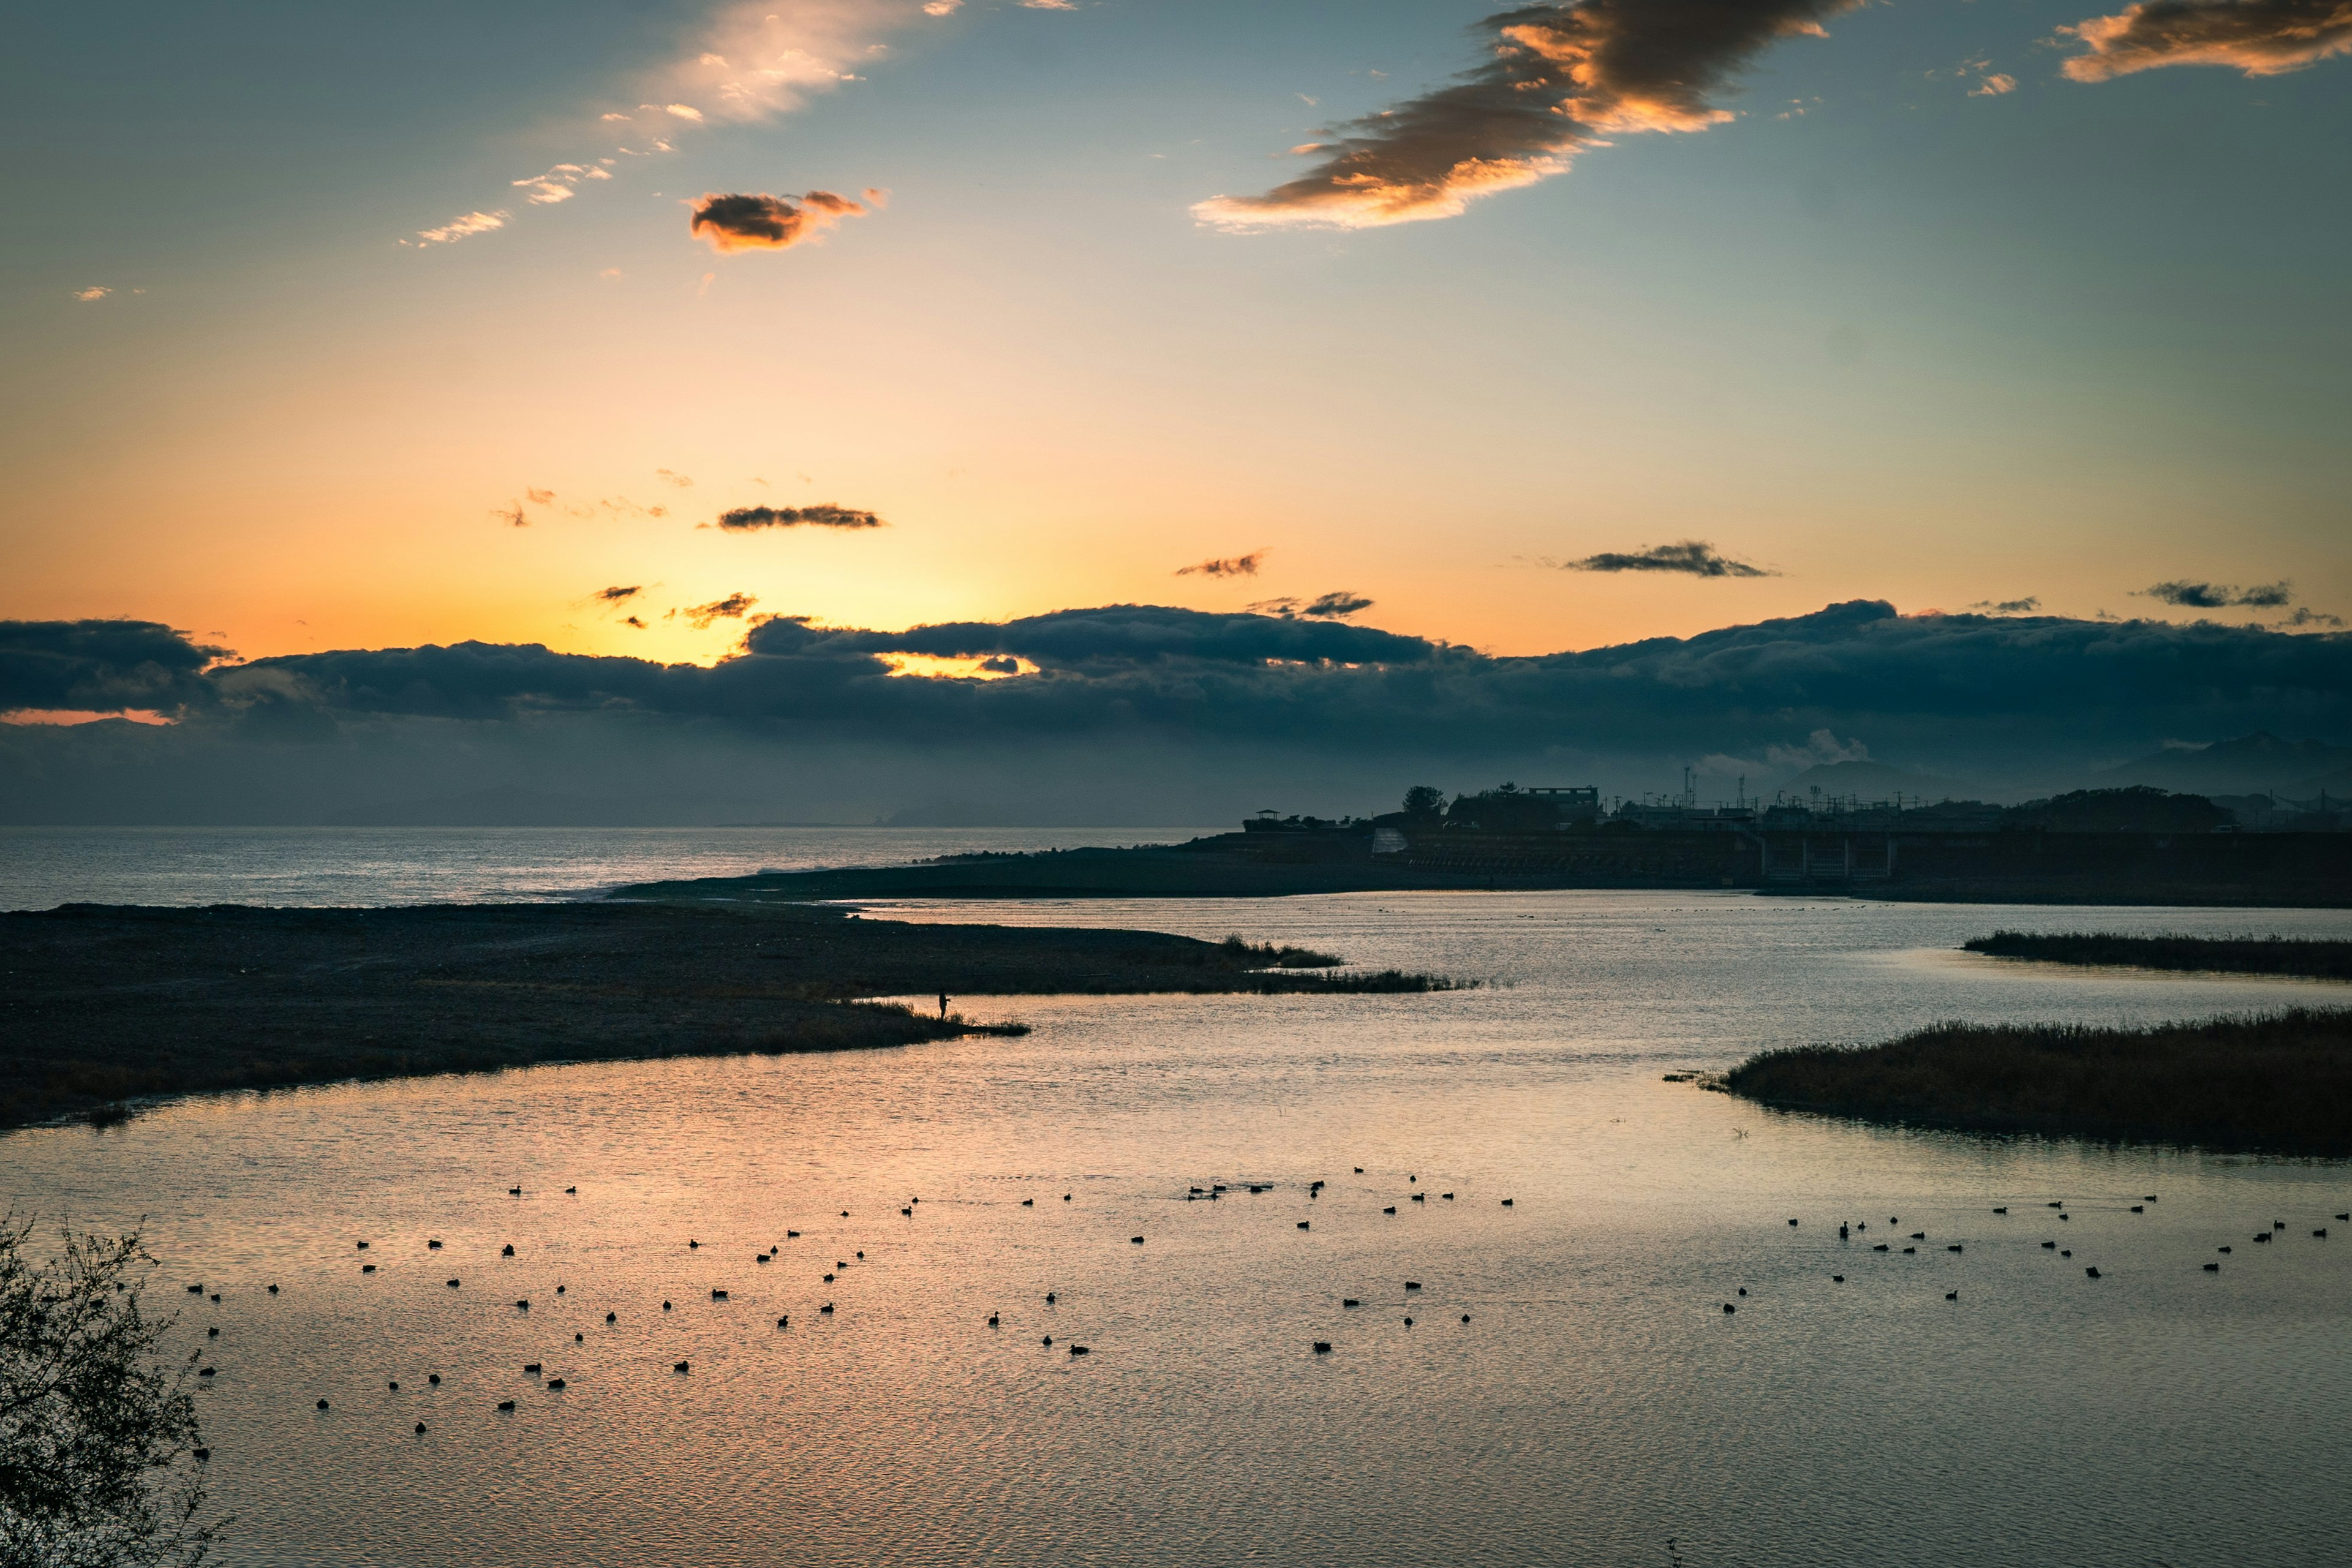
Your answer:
2139;579;2294;608
979;655;1020;673
1247;592;1377;620
687;594;759;628
689;190;872;253
1193;0;1863;230
656;469;694;488
624;616;648;629
595;586;643;605
411;209;509;246
924;0;963;13
1558;540;1773;578
73;286;111;303
1176;551;1267;578
2059;0;2352;81
1967;597;2042;614
665;102;706;121
717;503;885;530
0;619;227;716
526;488;556;505
1970;72;2019;94
13;601;2352;823
2280;606;2346;628
492;501;528;527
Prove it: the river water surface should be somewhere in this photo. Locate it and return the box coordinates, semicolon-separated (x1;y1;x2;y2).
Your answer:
7;891;2351;1567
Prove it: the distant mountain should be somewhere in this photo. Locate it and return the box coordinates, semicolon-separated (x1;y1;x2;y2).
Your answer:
2090;733;2352;799
1774;759;1976;803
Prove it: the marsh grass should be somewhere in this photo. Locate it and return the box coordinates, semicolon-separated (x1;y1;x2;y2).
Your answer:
1724;1008;2352;1156
1964;930;2352;981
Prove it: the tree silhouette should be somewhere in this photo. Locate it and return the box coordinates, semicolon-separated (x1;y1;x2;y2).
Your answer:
1;1218;217;1567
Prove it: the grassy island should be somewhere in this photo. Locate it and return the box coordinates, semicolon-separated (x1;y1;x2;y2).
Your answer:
0;901;1455;1133
1723;1008;2352;1156
1964;930;2352;981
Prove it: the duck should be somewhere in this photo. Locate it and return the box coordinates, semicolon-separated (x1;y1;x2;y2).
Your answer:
498;1400;517;1411
673;1362;690;1374
428;1374;440;1385
501;1245;514;1257
778;1316;791;1328
546;1379;566;1390
606;1311;617;1323
1343;1298;1360;1308
1313;1342;1332;1354
1297;1222;1309;1231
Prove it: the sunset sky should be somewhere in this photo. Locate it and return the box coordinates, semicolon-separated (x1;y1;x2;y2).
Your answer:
6;0;2348;670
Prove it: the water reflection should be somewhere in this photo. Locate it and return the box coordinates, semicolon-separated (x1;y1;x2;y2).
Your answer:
6;892;2349;1566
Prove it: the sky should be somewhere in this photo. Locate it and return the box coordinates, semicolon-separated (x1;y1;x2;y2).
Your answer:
2;1;2348;821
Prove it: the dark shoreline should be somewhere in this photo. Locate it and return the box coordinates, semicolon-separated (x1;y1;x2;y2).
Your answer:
0;901;1457;1134
1721;1008;2352;1158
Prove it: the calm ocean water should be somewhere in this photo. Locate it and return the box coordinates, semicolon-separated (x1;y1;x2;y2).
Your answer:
7;881;2352;1567
0;825;1221;910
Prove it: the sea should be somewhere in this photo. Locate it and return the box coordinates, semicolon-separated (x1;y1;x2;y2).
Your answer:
5;828;2351;1566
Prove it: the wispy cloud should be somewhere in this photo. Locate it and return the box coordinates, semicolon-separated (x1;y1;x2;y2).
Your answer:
2139;578;2293;608
1967;597;2042;614
595;586;643;605
1249;591;1374;619
687;592;760;628
1556;540;1773;578
1970;72;2019;94
690;189;875;252
1177;551;1267;578
73;286;111;303
656;469;695;488
492;501;528;528
409;209;509;247
1194;0;1862;230
717;503;885;530
2060;0;2352;81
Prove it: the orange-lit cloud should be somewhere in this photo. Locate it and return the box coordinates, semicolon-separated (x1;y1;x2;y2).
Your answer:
410;209;508;246
1248;591;1374;619
690;189;873;252
2060;0;2352;80
1176;551;1266;578
1970;72;2019;94
1556;540;1773;577
1194;0;1861;230
73;286;111;303
717;503;885;529
686;593;759;628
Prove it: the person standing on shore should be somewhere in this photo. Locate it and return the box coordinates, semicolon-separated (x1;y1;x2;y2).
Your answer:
938;993;949;1019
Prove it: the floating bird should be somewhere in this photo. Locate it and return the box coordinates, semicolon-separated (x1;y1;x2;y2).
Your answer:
1992;1207;2007;1215
1903;1247;1917;1254
1945;1291;1958;1300
516;1299;530;1310
1384;1207;1396;1215
1403;1317;1414;1325
1313;1342;1332;1354
317;1399;330;1410
428;1374;440;1385
2060;1250;2071;1257
1042;1336;1053;1347
510;1187;521;1196
356;1240;369;1250
779;1316;791;1328
2131;1205;2144;1213
525;1363;541;1373
2218;1246;2231;1254
987;1315;998;1326
556;1285;565;1294
2041;1242;2056;1250
606;1311;617;1322
1737;1287;1747;1296
1874;1244;1888;1252
1297;1222;1310;1231
2204;1261;2222;1272
843;1210;852;1216
498;1400;516;1411
362;1265;375;1273
565;1187;576;1194
1460;1314;1471;1323
688;1240;699;1249
788;1230;801;1237
1441;1193;1453;1201
1947;1245;1963;1254
195;1448;211;1460
1789;1219;1798;1227
1722;1304;1735;1314
712;1289;728;1300
502;1245;514;1257
820;1303;833;1314
1354;1167;1364;1174
824;1273;834;1283
388;1381;398;1391
1133;1236;1147;1244
1411;1194;1425;1204
1910;1232;1925;1240
208;1326;219;1337
209;1294;219;1303
547;1379;566;1390
2317;1229;2331;1238
663;1300;671;1310
268;1285;278;1294
673;1362;689;1373
187;1284;202;1294
1839;1224;1849;1238
2085;1267;2101;1279
1405;1281;1422;1291
199;1368;216;1378
902;1208;913;1217
447;1279;461;1288
1046;1292;1056;1303
1063;1196;1071;1202
575;1333;582;1342
413;1425;424;1435
1831;1275;1844;1283
428;1240;442;1250
1069;1346;1090;1357
1343;1298;1360;1308
1890;1218;1899;1224
1501;1199;1513;1207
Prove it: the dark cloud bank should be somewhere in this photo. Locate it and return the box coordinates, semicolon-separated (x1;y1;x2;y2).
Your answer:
4;602;2347;824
